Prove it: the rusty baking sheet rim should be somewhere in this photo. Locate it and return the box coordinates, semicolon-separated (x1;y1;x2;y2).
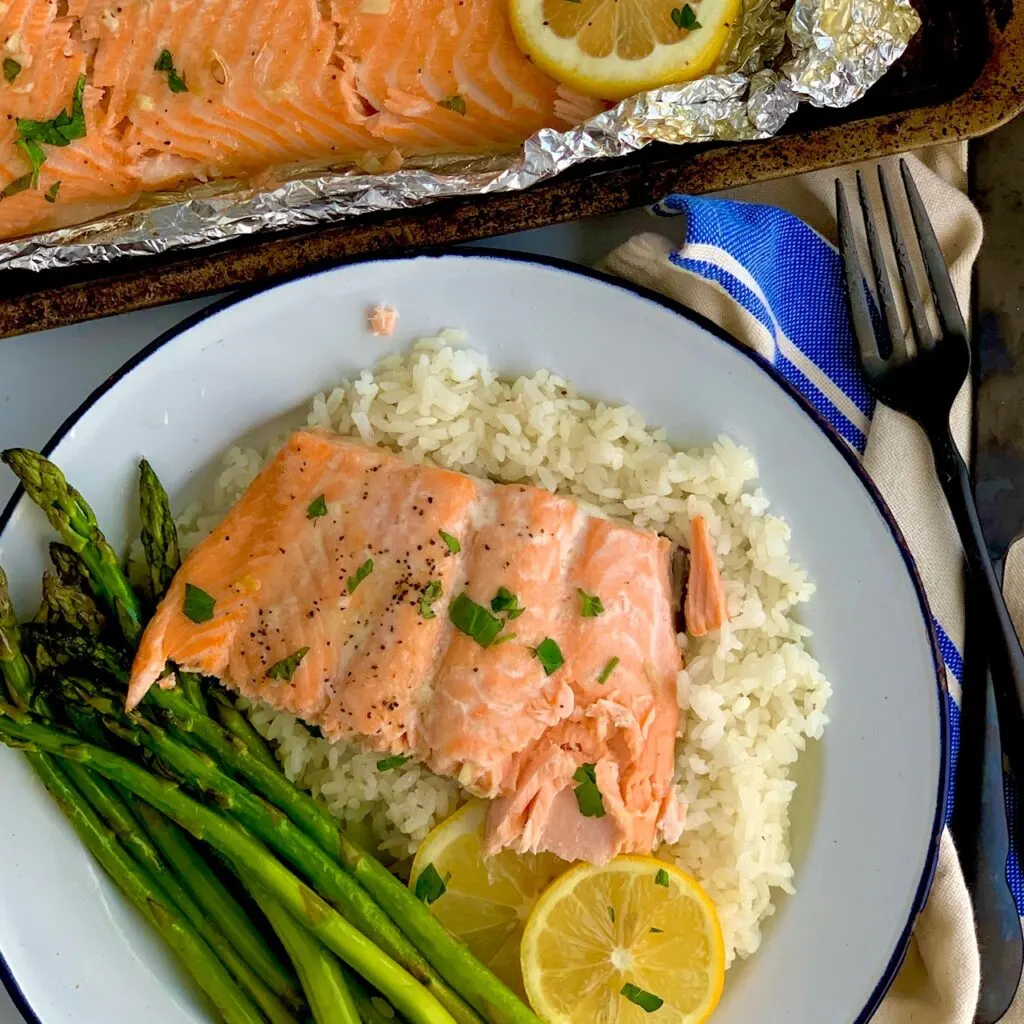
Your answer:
0;3;1020;340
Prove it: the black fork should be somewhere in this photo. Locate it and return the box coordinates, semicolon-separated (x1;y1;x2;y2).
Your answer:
838;159;1023;1023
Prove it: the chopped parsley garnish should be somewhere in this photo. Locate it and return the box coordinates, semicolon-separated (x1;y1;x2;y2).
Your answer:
15;138;45;188
620;984;663;1013
490;586;524;619
307;494;327;520
154;49;188;93
438;94;466;115
347;559;374;594
266;647;310;682
17;74;86;146
671;4;701;28
577;588;604;617
3;58;21;84
532;637;564;676
597;656;619;684
607;905;615;923
654;868;670;887
377;754;410;771
0;173;31;199
44;180;61;203
414;863;449;904
650;927;664;934
449;593;503;647
438;529;461;554
5;74;86;197
183;583;216;623
572;763;605;818
420;580;442;620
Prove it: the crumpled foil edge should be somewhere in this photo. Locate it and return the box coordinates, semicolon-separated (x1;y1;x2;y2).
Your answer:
0;0;920;272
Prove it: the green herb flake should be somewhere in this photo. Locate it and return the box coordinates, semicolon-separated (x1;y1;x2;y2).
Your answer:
154;49;189;92
44;180;61;203
17;73;87;147
377;754;410;771
597;656;620;684
347;558;374;594
620;984;664;1013
3;58;21;84
491;586;524;619
572;763;605;818
266;646;310;682
449;592;504;647
577;588;604;617
183;583;216;623
438;94;466;115
420;580;442;620
532;637;564;676
654;868;670;887
491;631;517;646
438;529;461;554
671;3;701;28
607;905;615;923
15;138;46;188
650;927;664;934
307;494;328;520
414;863;449;904
0;173;32;199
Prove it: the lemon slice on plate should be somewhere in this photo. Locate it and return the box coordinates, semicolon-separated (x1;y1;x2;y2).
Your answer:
520;856;725;1023
509;0;740;100
409;800;567;998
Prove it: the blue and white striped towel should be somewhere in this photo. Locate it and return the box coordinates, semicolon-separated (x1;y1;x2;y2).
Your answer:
603;150;990;1024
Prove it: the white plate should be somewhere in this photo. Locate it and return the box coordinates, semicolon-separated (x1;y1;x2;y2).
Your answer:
0;252;946;1024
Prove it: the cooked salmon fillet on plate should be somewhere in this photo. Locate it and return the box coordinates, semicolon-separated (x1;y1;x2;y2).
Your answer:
128;430;687;863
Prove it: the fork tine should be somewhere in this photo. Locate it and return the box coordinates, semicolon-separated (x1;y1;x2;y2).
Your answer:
835;178;886;377
856;169;909;363
899;158;968;341
877;165;932;349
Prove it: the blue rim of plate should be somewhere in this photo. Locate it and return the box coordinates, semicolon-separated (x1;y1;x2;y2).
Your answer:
0;247;949;1024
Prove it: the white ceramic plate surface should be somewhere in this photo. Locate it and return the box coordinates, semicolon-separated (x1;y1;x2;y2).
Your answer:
0;252;946;1024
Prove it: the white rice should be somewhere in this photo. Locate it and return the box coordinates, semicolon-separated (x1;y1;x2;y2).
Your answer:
177;332;831;966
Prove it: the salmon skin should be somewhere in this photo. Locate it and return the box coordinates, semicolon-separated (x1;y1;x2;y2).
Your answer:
129;430;684;863
0;0;603;241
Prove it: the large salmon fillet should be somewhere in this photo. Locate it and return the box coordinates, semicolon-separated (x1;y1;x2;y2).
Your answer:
0;0;602;240
129;430;684;863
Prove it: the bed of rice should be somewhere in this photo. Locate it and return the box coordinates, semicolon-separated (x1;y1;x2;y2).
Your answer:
177;332;831;966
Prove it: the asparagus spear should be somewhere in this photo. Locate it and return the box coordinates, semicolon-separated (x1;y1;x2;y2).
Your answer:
61;680;481;1024
2;450;143;643
0;707;457;1024
138;458;181;603
49;542;90;589
31;633;537;1024
29;746;267;1024
342;965;409;1024
246;876;361;1024
210;688;280;772
2;571;264;1024
134;801;305;1024
37;572;105;634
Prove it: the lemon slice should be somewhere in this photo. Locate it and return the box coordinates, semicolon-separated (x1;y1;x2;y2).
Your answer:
509;0;740;100
520;856;725;1023
409;800;567;998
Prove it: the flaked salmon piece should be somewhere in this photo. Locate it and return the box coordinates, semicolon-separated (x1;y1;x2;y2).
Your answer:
368;305;398;336
0;1;140;240
684;514;727;636
128;430;683;863
1;0;593;240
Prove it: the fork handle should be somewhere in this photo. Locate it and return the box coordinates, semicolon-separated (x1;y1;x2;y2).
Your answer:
931;430;1024;766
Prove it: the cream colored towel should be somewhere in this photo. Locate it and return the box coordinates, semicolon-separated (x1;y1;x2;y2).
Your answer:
603;145;990;1022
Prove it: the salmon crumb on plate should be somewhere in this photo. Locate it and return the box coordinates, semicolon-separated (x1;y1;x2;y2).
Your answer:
138;336;829;965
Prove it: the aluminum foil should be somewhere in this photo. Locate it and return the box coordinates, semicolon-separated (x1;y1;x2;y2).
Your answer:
0;0;920;271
